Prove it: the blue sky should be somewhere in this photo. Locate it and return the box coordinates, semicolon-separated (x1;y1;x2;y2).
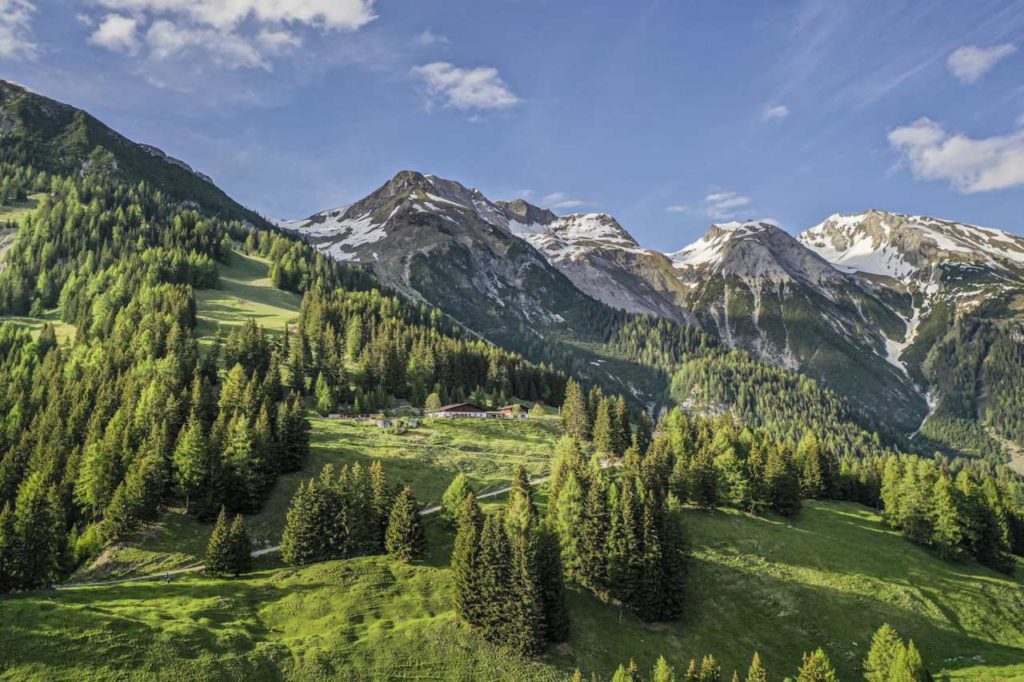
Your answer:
2;0;1023;251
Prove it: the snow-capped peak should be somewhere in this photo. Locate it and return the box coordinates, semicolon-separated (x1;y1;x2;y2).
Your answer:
799;209;1024;281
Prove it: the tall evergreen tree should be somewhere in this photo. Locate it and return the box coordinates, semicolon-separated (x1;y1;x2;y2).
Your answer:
795;648;839;682
561;379;590;442
385;486;425;562
745;652;768;682
451;493;484;626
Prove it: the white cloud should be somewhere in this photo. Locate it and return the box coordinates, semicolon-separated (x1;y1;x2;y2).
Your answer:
416;29;449;47
665;205;689;213
1017;112;1024;129
146;19;267;69
704;191;751;219
411;62;520;111
79;0;375;70
89;14;140;55
947;44;1016;84
761;104;790;121
0;0;36;60
93;0;377;32
888;117;1024;193
540;192;585;210
256;28;302;55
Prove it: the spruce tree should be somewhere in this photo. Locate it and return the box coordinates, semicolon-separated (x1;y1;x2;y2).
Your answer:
592;397;615;455
578;473;610;591
229;514;252;575
699;654;722;682
451;493;483;625
506;521;545;655
561;379;590;442
477;512;513;642
206;507;234;575
554;472;586;579
536;521;570;643
369;460;392;550
766;445;802;516
690;447;719;509
442;473;474;526
652;656;677;682
281;481;322;566
864;624;906;682
385;486;425;562
505;464;537;542
277;393;310;473
745;652;768;682
795;648;839;682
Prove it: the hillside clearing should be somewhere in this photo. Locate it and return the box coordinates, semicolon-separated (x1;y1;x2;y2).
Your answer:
10;501;1023;681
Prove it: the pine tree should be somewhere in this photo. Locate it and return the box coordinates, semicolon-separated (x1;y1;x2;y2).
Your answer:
369;460;392;551
795;648;838;682
745;652;768;682
592;397;615;455
613;395;631;456
229;514;252;575
536;521;570;643
477;512;513;642
578;473;610;591
277;393;310;473
505;464;537;543
699;654;722;682
11;473;64;589
930;475;966;561
451;493;483;625
652;656;677;682
690;447;719;509
314;372;334;416
561;379;590;442
206;507;235;575
506;521;545;655
766;445;802;516
281;481;322;566
0;503;15;594
442;473;474;526
554;472;586;579
385;486;425;562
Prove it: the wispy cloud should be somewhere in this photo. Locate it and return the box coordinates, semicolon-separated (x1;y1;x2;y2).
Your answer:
0;0;37;60
540;191;586;210
761;104;790;121
889;117;1024;193
411;62;520;111
704;191;751;220
416;28;449;47
665;204;689;213
947;44;1016;83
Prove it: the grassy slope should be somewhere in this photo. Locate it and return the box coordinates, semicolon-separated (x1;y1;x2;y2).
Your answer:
5;502;1022;681
8;246;1023;680
195;251;301;342
70;415;564;582
0;193;44;223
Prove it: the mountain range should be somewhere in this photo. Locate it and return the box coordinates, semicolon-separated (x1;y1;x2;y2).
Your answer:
3;77;1022;460
279;171;1024;454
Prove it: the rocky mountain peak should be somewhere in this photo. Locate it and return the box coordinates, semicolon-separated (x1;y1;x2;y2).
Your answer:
799;210;1024;281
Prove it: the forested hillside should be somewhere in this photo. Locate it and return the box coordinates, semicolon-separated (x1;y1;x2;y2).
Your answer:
0;155;565;592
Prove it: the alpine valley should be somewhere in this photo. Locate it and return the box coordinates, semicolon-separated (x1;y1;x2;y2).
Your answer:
279;171;1024;461
3;77;1024;682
